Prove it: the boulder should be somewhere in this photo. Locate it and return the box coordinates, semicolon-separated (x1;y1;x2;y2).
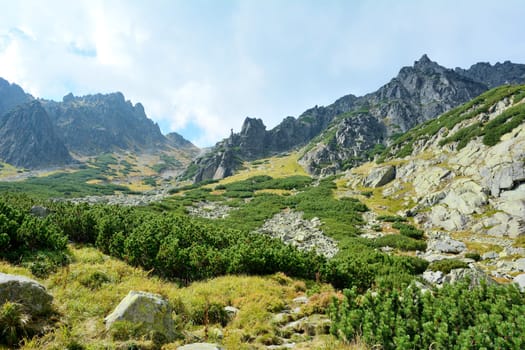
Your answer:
105;291;176;341
440;180;487;215
427;233;466;254
428;205;468;231
513;274;525;292
442;267;495;287
423;270;444;284
177;344;223;350
30;205;51;217
363;165;396;188
0;273;53;315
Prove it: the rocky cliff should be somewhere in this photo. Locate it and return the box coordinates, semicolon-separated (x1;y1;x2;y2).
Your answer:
42;92;170;156
0;101;73;168
186;55;525;182
0;78;198;169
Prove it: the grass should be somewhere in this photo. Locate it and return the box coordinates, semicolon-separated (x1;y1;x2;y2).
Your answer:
213;152;308;186
0;245;348;350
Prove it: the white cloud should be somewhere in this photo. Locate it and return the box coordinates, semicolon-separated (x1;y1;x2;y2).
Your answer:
0;0;524;147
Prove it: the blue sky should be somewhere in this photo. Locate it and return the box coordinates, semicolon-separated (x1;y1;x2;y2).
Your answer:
0;0;524;147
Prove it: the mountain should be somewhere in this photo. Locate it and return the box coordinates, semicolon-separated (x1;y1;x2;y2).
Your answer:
42;92;170;156
0;79;198;170
0;77;32;117
186;55;525;182
0;101;72;168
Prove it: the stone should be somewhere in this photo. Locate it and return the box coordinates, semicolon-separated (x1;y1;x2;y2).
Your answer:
514;258;525;272
0;272;53;315
224;306;239;316
30;205;51;217
427;233;466;254
428;205;468;231
363;165;396;188
423;270;444;284
443;267;495;287
292;296;309;304
513;274;525;292
105;291;176;342
256;210;338;258
441;180;487;215
482;251;499;260
177;343;223;350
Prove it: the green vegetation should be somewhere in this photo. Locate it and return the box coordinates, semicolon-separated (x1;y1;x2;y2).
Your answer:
380;84;525;160
392;222;424;239
428;259;469;274
377;215;407;223
151;154;182;173
330;281;525;349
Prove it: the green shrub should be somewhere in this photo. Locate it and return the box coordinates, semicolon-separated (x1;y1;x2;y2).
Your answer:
0;301;30;346
330;281;525;349
392;222;424;239
377;215;407;222
373;234;427;251
428;259;468;273
465;252;481;262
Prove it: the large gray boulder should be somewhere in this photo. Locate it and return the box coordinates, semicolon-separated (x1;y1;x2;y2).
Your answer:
442;267;495;287
363;165;396;188
427;232;466;254
0;272;53;315
177;344;223;350
105;291;176;341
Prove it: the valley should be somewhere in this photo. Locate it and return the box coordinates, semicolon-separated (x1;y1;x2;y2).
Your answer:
1;58;525;349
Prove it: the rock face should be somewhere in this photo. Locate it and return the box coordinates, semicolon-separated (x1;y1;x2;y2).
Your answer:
455;61;525;88
0;101;73;168
0;273;53;315
186;55;525;181
42;92;169;156
105;291;176;341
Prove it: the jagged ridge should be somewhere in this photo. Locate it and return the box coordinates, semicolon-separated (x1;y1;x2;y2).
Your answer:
186;55;525;182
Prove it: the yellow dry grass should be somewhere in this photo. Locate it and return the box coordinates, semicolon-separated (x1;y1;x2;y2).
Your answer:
215;152;309;186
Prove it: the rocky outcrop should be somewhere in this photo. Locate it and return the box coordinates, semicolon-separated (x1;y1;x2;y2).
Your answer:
0;273;53;315
105;291;176;342
0;101;73;168
256;210;338;258
363;165;396;188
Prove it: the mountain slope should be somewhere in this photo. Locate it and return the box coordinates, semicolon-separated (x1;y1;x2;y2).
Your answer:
344;84;525;239
0;101;73;168
186;55;525;182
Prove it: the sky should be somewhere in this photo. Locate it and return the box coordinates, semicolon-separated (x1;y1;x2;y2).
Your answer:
0;0;524;147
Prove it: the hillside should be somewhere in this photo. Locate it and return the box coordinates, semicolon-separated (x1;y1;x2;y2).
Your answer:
1;86;525;349
186;55;525;182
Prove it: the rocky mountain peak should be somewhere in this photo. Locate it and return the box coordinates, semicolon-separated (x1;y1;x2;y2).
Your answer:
0;100;72;168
